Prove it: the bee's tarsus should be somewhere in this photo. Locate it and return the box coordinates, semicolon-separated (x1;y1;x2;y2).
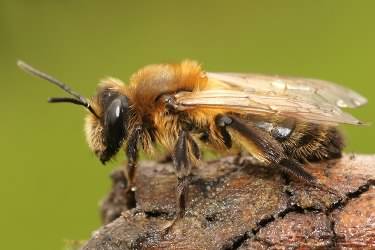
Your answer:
278;158;316;183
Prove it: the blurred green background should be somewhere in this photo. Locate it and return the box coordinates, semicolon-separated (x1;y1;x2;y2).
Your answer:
1;1;374;249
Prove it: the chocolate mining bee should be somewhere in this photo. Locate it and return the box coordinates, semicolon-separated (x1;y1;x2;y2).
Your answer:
18;60;366;224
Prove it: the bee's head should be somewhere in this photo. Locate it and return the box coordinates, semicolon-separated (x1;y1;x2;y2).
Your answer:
17;61;130;164
87;81;130;164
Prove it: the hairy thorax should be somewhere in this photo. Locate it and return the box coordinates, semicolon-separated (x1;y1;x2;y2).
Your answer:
125;60;208;152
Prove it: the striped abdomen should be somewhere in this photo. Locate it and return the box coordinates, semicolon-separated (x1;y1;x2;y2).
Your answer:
255;119;344;162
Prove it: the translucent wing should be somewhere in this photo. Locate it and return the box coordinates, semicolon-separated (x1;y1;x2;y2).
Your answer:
175;73;367;125
207;72;367;108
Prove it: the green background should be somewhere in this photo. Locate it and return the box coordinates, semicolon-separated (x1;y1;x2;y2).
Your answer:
1;1;374;249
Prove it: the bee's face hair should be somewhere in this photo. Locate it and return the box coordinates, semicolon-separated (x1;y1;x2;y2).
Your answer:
17;60;99;118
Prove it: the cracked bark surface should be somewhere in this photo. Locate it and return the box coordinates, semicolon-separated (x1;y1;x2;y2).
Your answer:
82;154;375;250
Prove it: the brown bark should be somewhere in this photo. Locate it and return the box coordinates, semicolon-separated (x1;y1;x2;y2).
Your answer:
82;154;375;249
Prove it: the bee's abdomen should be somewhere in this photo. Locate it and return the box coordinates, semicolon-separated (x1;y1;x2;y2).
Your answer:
255;118;344;162
280;123;344;162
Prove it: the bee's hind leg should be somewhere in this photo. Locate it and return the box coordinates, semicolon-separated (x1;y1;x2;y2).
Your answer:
278;158;342;197
278;158;316;183
215;114;340;197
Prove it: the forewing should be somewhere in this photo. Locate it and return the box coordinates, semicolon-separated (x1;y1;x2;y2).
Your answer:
206;72;367;108
175;89;363;125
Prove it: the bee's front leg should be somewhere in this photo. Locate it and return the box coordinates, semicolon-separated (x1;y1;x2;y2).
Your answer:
124;125;142;207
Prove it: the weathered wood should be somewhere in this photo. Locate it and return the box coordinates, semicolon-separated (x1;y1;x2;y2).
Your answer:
83;154;375;249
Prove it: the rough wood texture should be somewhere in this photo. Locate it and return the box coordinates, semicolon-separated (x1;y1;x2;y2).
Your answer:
83;154;375;249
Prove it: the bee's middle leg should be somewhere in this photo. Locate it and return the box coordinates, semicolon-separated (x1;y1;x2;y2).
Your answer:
159;129;199;231
173;130;192;220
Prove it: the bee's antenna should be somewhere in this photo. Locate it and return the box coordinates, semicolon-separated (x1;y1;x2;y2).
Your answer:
17;60;99;118
47;97;99;118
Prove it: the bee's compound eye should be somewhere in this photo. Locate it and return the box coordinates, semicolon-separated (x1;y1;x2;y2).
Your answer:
105;98;125;126
104;96;129;139
101;96;129;163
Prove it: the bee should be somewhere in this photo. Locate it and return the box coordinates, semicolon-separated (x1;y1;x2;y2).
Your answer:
18;60;366;224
